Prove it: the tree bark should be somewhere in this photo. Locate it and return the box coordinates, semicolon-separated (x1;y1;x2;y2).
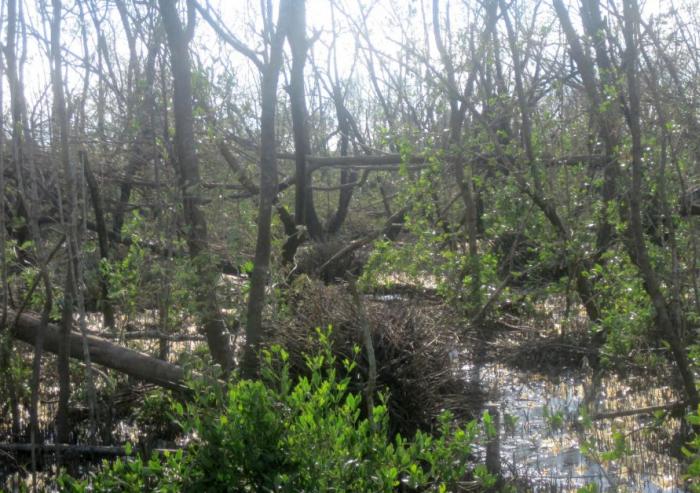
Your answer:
83;152;115;330
112;42;158;238
49;0;75;448
553;0;621;261
241;0;290;378
159;0;234;371
286;0;322;259
325;91;359;236
621;0;698;406
432;0;496;308
5;310;187;391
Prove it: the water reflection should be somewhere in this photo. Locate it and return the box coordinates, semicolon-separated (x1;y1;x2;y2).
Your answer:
468;361;686;492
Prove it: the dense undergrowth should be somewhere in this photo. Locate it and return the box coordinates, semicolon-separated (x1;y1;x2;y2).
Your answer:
57;330;498;493
2;1;700;490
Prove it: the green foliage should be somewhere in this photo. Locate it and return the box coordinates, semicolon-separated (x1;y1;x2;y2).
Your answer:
503;413;518;435
599;430;629;462
577;484;599;493
542;404;565;433
100;212;159;316
682;406;700;492
580;424;631;470
60;329;493;492
101;239;146;317
182;379;290;491
58;449;185;493
361;146;499;313
594;249;655;365
100;212;227;327
135;390;181;444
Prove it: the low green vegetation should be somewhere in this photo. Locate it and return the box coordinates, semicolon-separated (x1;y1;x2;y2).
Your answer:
58;330;496;492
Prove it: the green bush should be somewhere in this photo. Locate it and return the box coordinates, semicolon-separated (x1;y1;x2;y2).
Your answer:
682;405;700;492
59;329;492;492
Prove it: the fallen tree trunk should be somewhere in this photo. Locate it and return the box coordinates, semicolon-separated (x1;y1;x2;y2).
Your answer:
591;401;686;421
84;329;206;342
4;310;187;391
0;443;179;457
307;154;426;170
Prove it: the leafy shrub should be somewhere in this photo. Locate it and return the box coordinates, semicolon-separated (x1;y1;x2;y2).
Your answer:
58;446;185;493
59;329;493;492
682;406;700;492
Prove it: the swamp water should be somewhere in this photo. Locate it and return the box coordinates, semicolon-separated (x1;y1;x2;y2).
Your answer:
468;361;687;492
1;304;691;492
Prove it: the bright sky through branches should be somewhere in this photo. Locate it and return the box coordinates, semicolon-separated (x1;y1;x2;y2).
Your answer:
11;0;688;123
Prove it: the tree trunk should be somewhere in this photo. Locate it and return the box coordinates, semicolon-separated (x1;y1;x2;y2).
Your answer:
553;0;621;261
5;310;187;391
112;34;158;238
49;0;75;447
325;93;359;236
242;1;290;378
283;0;322;264
432;0;485;308
83;152;115;330
621;0;698;406
159;0;234;372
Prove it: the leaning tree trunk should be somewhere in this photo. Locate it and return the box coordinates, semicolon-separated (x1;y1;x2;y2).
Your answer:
553;0;621;257
159;0;234;371
5;310;188;391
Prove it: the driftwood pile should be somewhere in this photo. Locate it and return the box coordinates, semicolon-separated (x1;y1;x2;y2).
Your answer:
272;278;483;436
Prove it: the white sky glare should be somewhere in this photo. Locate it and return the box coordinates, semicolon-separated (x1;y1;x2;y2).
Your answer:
11;0;688;123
